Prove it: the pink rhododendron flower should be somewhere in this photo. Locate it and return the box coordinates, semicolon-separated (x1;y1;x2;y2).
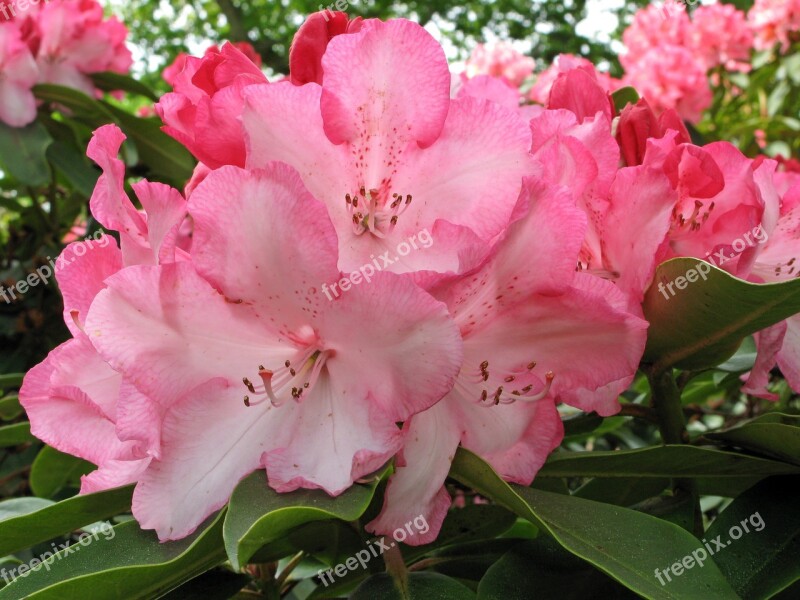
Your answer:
623;45;711;123
528;54;620;106
0;0;131;125
243;19;532;278
616;98;690;167
163;42;262;87
29;0;132;96
620;3;690;70
368;178;648;542
464;42;535;88
688;3;753;72
749;0;800;52
20;125;190;495
157;41;268;169
289;10;363;85
0;23;38;126
82;163;462;540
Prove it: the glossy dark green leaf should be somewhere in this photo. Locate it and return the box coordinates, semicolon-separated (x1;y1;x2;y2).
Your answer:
0;396;22;421
0;123;52;186
538;446;800;478
643;258;800;370
45;140;100;198
0;498;54;522
90;72;159;101
574;477;670;507
223;469;386;570
706;413;800;466
0;512;227;599
101;103;195;185
705;476;800;599
0;486;132;557
477;539;638;600
451;449;739;600
159;569;250;599
0;423;34;447
32;85;116;129
351;572;476;600
0;375;23;391
30;446;94;498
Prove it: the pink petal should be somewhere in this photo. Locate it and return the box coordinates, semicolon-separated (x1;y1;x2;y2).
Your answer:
132;378;286;540
366;402;460;545
56;237;122;335
319;19;451;148
319;271;463;422
189;164;340;328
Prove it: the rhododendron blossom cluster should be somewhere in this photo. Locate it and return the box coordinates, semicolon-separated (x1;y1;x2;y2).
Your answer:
619;2;753;122
0;0;131;127
18;11;800;549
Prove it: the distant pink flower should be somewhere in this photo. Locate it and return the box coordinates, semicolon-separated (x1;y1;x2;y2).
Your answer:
749;0;800;52
31;0;132;96
0;23;38;126
163;42;262;87
623;44;711;123
243;19;532;278
529;54;620;106
620;3;690;70
688;4;753;72
465;42;535;88
157;41;268;168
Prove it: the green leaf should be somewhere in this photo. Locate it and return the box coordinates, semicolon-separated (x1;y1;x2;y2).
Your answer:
32;85;116;129
0;123;52;186
451;449;739;600
706;413;800;466
538;446;800;478
643;258;800;370
0;423;35;447
351;572;476;600
90;72;159;101
30;446;94;498
611;86;640;112
574;477;670;507
0;486;132;558
101;103;195;186
705;476;800;599
0;374;24;390
0;498;54;522
0;396;22;421
477;539;638;600
45;140;100;198
223;468;386;570
159;569;249;599
0;512;227;600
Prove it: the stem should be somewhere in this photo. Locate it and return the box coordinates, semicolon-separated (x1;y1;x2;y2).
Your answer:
382;540;408;593
647;368;688;445
647;368;703;535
